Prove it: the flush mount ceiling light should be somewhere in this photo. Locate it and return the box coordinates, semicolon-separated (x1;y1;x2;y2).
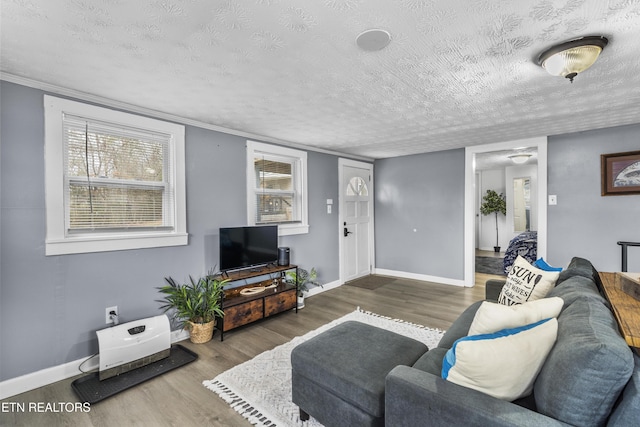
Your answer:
537;36;608;83
509;154;532;164
356;29;391;51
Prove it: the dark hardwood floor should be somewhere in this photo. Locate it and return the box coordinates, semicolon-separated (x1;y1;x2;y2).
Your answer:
0;274;497;427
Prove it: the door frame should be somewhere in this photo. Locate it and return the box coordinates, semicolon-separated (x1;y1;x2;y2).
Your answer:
464;136;548;287
338;158;375;285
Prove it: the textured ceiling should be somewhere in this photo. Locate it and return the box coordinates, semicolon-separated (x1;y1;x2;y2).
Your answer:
2;0;640;159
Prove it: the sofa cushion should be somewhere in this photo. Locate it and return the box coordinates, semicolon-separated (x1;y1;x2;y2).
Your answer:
442;318;558;401
534;299;634;427
608;352;640;425
498;256;559;306
485;279;506;301
547;275;608;308
468;297;563;335
437;300;483;349
556;256;600;287
411;347;448;376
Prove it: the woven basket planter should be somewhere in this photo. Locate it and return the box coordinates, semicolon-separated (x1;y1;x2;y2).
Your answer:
187;320;215;344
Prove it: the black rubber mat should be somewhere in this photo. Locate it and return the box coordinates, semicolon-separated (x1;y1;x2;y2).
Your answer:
71;344;197;404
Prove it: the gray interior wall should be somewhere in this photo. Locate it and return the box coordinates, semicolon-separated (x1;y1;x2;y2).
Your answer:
374;149;465;279
2;78;638;383
373;124;640;280
280;151;340;281
0;81;340;381
547;124;640;271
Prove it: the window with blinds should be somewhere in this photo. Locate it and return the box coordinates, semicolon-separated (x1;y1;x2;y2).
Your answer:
44;95;187;255
253;155;298;224
63;114;173;233
246;141;309;235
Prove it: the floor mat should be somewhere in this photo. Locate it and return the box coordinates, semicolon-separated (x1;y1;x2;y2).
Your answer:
344;275;394;290
475;256;506;276
71;344;197;404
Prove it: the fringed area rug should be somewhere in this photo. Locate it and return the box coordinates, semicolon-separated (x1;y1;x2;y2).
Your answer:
203;308;445;427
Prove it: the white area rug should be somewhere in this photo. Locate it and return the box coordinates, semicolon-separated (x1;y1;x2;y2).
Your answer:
203;308;445;426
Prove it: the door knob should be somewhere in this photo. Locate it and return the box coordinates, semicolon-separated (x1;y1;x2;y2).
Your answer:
344;227;352;237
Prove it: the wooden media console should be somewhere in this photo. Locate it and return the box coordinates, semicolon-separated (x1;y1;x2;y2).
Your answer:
215;264;298;341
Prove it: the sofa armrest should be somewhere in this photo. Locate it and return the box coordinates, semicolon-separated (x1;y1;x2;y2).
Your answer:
485;279;506;301
385;366;569;427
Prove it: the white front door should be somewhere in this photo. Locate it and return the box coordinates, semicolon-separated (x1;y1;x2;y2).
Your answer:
339;159;374;283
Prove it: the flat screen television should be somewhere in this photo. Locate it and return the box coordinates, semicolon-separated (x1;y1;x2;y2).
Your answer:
219;225;279;271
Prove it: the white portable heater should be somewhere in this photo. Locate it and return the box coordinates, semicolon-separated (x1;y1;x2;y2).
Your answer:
96;314;171;380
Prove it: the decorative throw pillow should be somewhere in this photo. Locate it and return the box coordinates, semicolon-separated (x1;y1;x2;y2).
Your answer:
533;257;563;272
468;297;563;335
498;256;559;306
442;318;558;401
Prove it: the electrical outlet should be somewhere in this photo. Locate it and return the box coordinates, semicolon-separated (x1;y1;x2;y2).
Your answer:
105;306;118;324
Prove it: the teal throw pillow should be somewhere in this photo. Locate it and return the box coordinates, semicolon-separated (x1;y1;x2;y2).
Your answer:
533;257;562;272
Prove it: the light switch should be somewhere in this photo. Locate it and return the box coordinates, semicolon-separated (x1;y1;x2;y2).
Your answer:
327;205;332;214
549;195;557;205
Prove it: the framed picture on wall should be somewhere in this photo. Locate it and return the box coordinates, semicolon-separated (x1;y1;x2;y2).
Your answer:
601;150;640;196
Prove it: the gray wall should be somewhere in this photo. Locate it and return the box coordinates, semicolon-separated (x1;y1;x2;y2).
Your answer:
0;81;339;381
2;78;639;383
281;150;340;278
374;149;466;279
373;125;640;280
547;124;640;271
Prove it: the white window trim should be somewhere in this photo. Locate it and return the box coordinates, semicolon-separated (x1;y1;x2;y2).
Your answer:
246;141;309;236
44;95;188;255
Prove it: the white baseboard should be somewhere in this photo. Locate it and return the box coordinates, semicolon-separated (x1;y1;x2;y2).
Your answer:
0;329;189;400
479;247;503;252
374;268;467;287
306;279;341;297
170;328;190;343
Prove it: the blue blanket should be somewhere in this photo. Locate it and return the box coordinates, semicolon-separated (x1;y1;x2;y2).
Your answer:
503;231;537;274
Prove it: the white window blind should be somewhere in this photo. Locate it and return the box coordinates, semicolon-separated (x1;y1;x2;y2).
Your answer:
44;95;187;255
253;153;299;225
63;114;174;233
246;141;308;236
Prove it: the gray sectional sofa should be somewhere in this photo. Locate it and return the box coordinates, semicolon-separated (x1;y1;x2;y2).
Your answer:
386;257;639;426
292;257;639;426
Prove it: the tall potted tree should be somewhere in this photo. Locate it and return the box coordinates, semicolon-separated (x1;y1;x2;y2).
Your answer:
157;274;228;344
480;189;507;253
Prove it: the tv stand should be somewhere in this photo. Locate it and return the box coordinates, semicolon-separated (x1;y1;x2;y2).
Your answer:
215;264;298;341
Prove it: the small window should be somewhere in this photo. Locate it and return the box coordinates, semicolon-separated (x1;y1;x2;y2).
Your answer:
246;141;308;235
346;177;368;196
44;96;187;255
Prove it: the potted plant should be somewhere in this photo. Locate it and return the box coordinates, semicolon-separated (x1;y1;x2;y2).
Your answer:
157;273;228;344
286;267;320;309
480;189;507;252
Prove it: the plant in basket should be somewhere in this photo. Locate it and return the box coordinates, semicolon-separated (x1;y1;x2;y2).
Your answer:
157;273;228;344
